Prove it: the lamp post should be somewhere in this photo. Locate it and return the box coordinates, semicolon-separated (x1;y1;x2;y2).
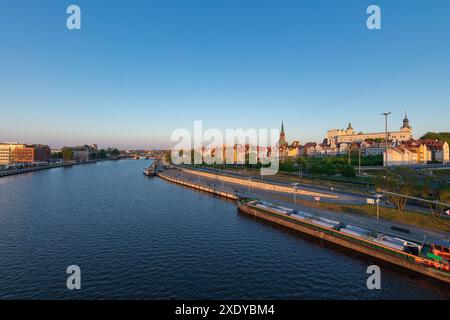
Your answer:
381;112;392;166
375;194;382;220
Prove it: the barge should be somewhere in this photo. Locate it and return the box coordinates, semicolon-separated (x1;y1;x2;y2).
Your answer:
238;198;450;284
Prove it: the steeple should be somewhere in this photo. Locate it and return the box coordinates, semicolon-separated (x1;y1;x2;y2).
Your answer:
402;112;411;129
347;122;353;131
279;121;286;147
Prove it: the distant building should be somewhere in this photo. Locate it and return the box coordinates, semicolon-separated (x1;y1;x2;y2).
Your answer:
70;145;91;161
13;145;51;163
278;121;287;148
277;121;300;158
360;141;389;156
416;139;449;164
384;141;430;166
327;114;413;144
0;143;25;165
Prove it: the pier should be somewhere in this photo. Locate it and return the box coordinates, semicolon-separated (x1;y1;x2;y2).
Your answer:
157;171;238;200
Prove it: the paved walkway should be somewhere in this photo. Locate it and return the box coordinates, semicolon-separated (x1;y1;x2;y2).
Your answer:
162;168;450;245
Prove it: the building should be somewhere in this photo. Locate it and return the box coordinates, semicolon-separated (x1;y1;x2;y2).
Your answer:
70;145;91;161
0;143;26;165
384;141;430;166
13;144;51;163
0;143;51;165
416;139;450;163
327;114;413;144
278;121;287;148
360;141;389;156
277;121;300;158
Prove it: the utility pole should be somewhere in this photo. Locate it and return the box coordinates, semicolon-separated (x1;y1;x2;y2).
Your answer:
381;112;392;166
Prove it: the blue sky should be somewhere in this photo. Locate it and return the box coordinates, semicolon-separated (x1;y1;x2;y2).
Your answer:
0;0;449;149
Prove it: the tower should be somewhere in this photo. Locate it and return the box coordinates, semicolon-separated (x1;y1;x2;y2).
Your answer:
346;122;354;134
402;112;411;130
279;121;287;147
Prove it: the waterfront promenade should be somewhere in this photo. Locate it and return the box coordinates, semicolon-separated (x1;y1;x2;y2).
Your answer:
158;167;449;245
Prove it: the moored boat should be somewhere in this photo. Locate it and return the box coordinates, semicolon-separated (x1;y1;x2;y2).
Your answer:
237;198;450;283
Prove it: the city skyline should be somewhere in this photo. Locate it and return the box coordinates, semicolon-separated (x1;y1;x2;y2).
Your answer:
1;1;450;149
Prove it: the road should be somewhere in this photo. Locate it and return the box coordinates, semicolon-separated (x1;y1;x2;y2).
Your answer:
161;168;450;245
181;165;449;217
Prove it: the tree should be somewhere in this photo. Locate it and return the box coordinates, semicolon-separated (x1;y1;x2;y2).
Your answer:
61;147;73;161
110;148;120;156
420;132;450;145
97;149;108;159
322;159;336;176
375;168;418;212
163;152;171;164
280;158;295;172
341;164;356;178
51;152;62;159
428;184;450;217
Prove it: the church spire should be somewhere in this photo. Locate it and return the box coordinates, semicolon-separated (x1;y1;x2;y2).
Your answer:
279;121;286;147
347;122;353;131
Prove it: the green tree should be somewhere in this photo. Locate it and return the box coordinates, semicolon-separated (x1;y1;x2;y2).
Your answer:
61;147;73;161
51;152;62;159
110;148;120;156
322;159;336;176
280;158;295;172
97;149;108;159
420;132;450;145
341;164;356;178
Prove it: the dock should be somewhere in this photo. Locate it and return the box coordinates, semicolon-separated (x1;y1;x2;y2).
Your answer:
157;171;238;200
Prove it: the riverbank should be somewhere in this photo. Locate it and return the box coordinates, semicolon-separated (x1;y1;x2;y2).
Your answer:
0;160;98;178
238;199;450;284
157;166;449;239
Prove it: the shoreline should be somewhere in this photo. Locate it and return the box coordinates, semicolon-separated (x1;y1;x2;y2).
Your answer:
0;160;99;178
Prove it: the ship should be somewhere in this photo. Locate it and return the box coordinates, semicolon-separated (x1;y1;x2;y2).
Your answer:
237;198;450;284
143;163;157;176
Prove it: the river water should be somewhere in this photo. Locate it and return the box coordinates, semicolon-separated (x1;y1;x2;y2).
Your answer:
0;160;448;299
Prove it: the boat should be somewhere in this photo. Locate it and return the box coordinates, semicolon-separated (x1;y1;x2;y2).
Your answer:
143;163;157;177
237;198;450;283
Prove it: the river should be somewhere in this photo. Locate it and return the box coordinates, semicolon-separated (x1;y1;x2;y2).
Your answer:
0;160;448;299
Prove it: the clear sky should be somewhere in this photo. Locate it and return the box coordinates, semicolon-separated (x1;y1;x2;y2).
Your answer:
0;0;449;149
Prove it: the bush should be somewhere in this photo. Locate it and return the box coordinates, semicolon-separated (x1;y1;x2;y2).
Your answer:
341;164;356;178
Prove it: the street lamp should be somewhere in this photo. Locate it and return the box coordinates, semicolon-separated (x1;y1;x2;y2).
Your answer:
381;112;392;167
375;194;383;220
